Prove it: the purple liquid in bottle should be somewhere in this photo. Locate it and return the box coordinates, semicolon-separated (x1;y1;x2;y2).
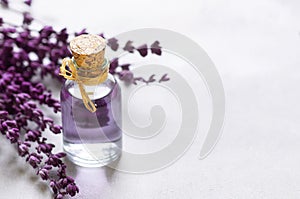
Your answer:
61;74;122;167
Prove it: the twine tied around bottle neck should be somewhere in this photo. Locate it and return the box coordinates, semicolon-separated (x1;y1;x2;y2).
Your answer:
59;34;108;113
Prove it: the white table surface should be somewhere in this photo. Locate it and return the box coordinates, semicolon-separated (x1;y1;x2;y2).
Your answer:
1;0;300;198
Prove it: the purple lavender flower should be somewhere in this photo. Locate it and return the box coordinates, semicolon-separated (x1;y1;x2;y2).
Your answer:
43;117;54;125
18;142;31;157
137;44;148;57
0;2;165;198
24;0;31;6
0;111;8;119
109;58;119;74
57;28;69;43
39;26;54;38
23;12;33;25
120;63;130;71
75;28;87;36
37;142;55;153
2;120;17;129
6;128;20;143
150;41;162;55
107;38;119;51
50;124;62;134
66;184;79;196
123;40;135;53
46;153;64;167
119;70;134;83
38;169;49;180
56;194;64;199
26;153;42;168
37;166;52;180
0;0;8;7
25;130;41;142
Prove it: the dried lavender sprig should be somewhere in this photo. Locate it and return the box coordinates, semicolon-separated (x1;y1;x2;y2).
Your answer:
0;17;78;198
0;0;32;7
0;67;78;197
1;1;167;198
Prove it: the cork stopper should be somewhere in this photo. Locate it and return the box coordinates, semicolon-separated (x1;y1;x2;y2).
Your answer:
70;34;106;69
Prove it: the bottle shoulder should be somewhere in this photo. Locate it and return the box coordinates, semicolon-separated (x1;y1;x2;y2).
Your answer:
62;73;119;100
64;73;116;86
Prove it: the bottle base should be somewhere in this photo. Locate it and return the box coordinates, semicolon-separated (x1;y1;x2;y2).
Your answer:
63;140;122;167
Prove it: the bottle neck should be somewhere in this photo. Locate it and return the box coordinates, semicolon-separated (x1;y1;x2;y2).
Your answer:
73;57;110;86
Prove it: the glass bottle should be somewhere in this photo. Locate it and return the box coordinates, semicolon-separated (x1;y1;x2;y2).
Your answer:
60;34;122;167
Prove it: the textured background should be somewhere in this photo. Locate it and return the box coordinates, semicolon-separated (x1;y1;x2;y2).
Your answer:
1;0;300;198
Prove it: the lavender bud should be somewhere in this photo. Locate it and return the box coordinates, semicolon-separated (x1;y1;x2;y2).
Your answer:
6;128;20;143
109;58;118;73
25;130;38;141
2;120;17;128
16;93;30;100
150;41;162;55
23;12;33;25
0;111;8;119
18;142;30;157
38;168;49;180
137;44;148;57
39;26;54;38
24;0;32;6
0;0;9;7
38;143;55;153
123;41;135;53
50;124;62;134
43;117;54;125
66;176;74;183
56;152;66;158
49;180;56;188
55;194;63;199
107;38;119;51
26;153;42;168
119;70;134;83
66;184;79;196
21;82;31;92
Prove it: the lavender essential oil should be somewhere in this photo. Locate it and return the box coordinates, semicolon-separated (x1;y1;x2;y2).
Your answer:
60;34;122;167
